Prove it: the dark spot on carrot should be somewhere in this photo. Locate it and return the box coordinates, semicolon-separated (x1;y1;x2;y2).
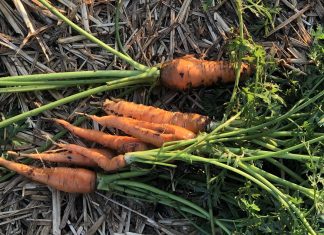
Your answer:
179;72;184;78
67;155;72;160
103;99;210;134
27;169;34;176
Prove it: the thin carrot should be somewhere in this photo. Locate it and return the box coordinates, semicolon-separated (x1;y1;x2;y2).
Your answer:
0;157;96;193
87;114;177;147
7;150;98;167
103;99;210;133
52;118;148;153
160;54;252;90
103;115;196;140
58;144;127;171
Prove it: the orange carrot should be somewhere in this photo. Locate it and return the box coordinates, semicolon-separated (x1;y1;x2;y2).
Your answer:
7;150;98;167
0;157;96;193
58;144;127;171
160;55;252;90
52;118;148;153
101;115;195;140
88;115;177;147
103;99;210;133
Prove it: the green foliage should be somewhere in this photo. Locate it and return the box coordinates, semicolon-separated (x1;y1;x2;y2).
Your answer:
202;0;214;11
309;26;324;71
244;0;280;36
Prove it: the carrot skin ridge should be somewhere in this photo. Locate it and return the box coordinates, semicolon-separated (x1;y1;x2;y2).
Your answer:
88;115;177;147
103;99;210;133
160;55;252;90
52;118;148;153
0;157;96;193
58;144;127;171
100;115;196;140
7;150;98;167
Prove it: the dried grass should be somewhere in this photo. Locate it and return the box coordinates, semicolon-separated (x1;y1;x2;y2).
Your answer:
0;0;322;234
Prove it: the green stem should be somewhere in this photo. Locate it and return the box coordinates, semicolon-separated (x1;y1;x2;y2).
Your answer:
251;139;305;183
236;0;244;40
115;0;129;57
0;78;125;86
0;69;158;129
113;180;231;234
107;184;214;234
225;0;244;117
177;210;211;235
37;0;148;71
246;164;314;198
114;180;209;216
128;146;320;167
0;85;68;93
224;147;321;161
127;152;290;210
182;111;241;154
206;165;216;235
239;135;324;162
214;89;324;139
267;131;323;138
266;158;305;184
239;163;316;235
97;170;151;188
0;70;142;81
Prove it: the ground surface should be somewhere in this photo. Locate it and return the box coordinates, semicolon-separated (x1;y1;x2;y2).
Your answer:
0;0;323;234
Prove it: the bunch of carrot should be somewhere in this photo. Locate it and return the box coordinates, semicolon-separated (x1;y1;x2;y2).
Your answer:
1;99;210;193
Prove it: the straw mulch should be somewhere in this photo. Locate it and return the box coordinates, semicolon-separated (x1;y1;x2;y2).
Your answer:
0;0;322;234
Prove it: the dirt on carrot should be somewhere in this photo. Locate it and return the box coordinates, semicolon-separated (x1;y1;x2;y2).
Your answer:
103;99;210;133
7;150;98;167
87;114;178;147
58;144;127;172
52;118;148;153
101;115;196;140
0;157;96;193
160;55;252;90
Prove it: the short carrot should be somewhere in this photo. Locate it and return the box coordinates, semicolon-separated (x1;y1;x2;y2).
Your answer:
87;114;177;147
160;55;252;90
0;157;96;193
7;150;98;167
52;118;148;153
57;144;127;171
103;99;210;133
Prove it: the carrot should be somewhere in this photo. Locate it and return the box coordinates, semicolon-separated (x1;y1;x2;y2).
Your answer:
160;55;252;90
100;115;195;140
0;157;96;193
7;150;98;167
58;144;127;171
103;99;210;133
87;114;177;147
52;118;148;153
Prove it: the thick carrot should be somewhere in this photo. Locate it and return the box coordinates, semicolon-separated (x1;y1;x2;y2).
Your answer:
103;99;210;133
0;157;96;193
52;118;148;153
58;144;127;171
88;115;177;147
160;55;252;90
7;150;98;167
